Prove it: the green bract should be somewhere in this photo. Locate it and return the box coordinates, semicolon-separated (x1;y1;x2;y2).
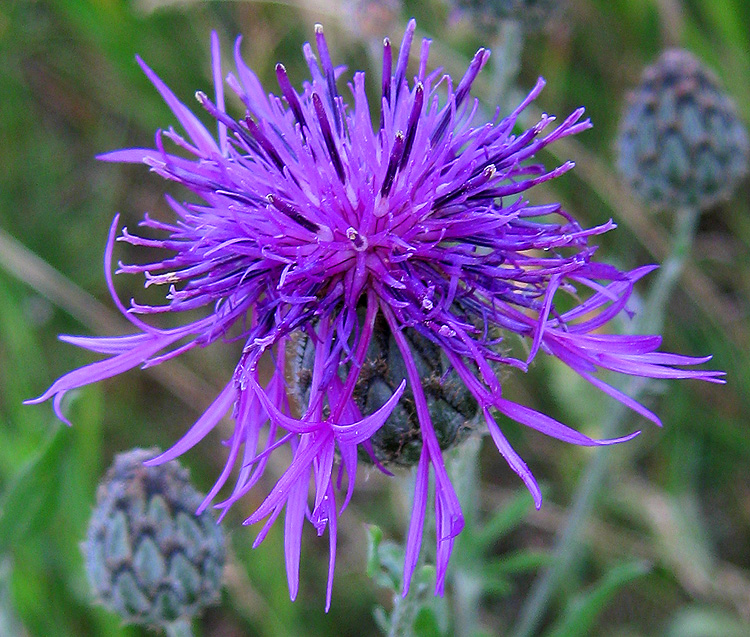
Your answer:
288;317;479;467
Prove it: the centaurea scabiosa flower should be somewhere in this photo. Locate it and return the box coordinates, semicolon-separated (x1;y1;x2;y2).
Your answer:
29;20;723;608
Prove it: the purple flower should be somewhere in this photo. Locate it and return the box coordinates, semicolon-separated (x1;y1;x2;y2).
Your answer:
29;20;723;608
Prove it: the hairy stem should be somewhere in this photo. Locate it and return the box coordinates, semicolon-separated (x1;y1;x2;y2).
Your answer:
388;575;429;637
387;470;433;637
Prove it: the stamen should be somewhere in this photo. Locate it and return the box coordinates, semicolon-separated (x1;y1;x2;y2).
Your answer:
314;24;342;136
275;64;308;134
196;91;240;134
433;163;497;208
382;38;392;105
267;194;320;233
418;39;431;82
455;48;490;109
431;47;490;146
216;189;264;206
380;131;405;197
394;18;416;104
380;37;392;130
312;92;346;183
244;117;286;173
399;83;424;170
346;227;368;251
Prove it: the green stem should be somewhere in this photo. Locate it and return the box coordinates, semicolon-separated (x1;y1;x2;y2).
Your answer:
387;474;433;637
491;20;525;113
449;435;484;637
165;618;194;637
638;207;702;335
388;575;429;637
512;206;702;637
387;20;525;635
386;435;485;637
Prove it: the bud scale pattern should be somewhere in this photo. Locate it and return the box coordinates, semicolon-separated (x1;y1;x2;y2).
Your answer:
618;49;749;210
84;449;225;627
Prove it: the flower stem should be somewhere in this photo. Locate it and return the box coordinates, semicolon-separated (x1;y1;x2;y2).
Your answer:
388;474;433;637
384;21;526;635
637;207;702;335
386;434;484;636
512;205;702;637
388;576;429;637
449;434;484;637
165;618;194;637
491;20;525;114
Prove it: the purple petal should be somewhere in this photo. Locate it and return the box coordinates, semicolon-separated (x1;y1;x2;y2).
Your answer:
145;381;236;465
246;434;327;525
493;396;641;446
329;379;406;444
484;408;542;508
402;447;430;596
97;148;166;164
249;376;323;434
324;483;338;612
25;330;183;406
284;475;308;601
136;56;219;156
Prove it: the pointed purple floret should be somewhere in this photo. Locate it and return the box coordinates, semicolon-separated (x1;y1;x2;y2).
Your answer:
27;20;724;606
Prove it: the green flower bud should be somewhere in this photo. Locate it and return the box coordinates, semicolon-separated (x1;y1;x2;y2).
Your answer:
84;449;225;628
617;49;749;211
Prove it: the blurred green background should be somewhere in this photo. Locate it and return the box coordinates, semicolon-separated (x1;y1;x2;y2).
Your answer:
1;0;749;635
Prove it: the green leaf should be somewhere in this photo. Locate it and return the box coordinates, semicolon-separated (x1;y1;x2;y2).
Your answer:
414;605;443;637
373;605;390;634
473;490;540;551
663;607;750;637
543;561;651;637
367;525;406;592
0;424;69;556
366;525;384;579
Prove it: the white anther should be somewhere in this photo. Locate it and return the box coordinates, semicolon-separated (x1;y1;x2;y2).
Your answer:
346;227;369;251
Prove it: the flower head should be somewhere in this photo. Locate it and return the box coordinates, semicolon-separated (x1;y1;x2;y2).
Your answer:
29;20;723;608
